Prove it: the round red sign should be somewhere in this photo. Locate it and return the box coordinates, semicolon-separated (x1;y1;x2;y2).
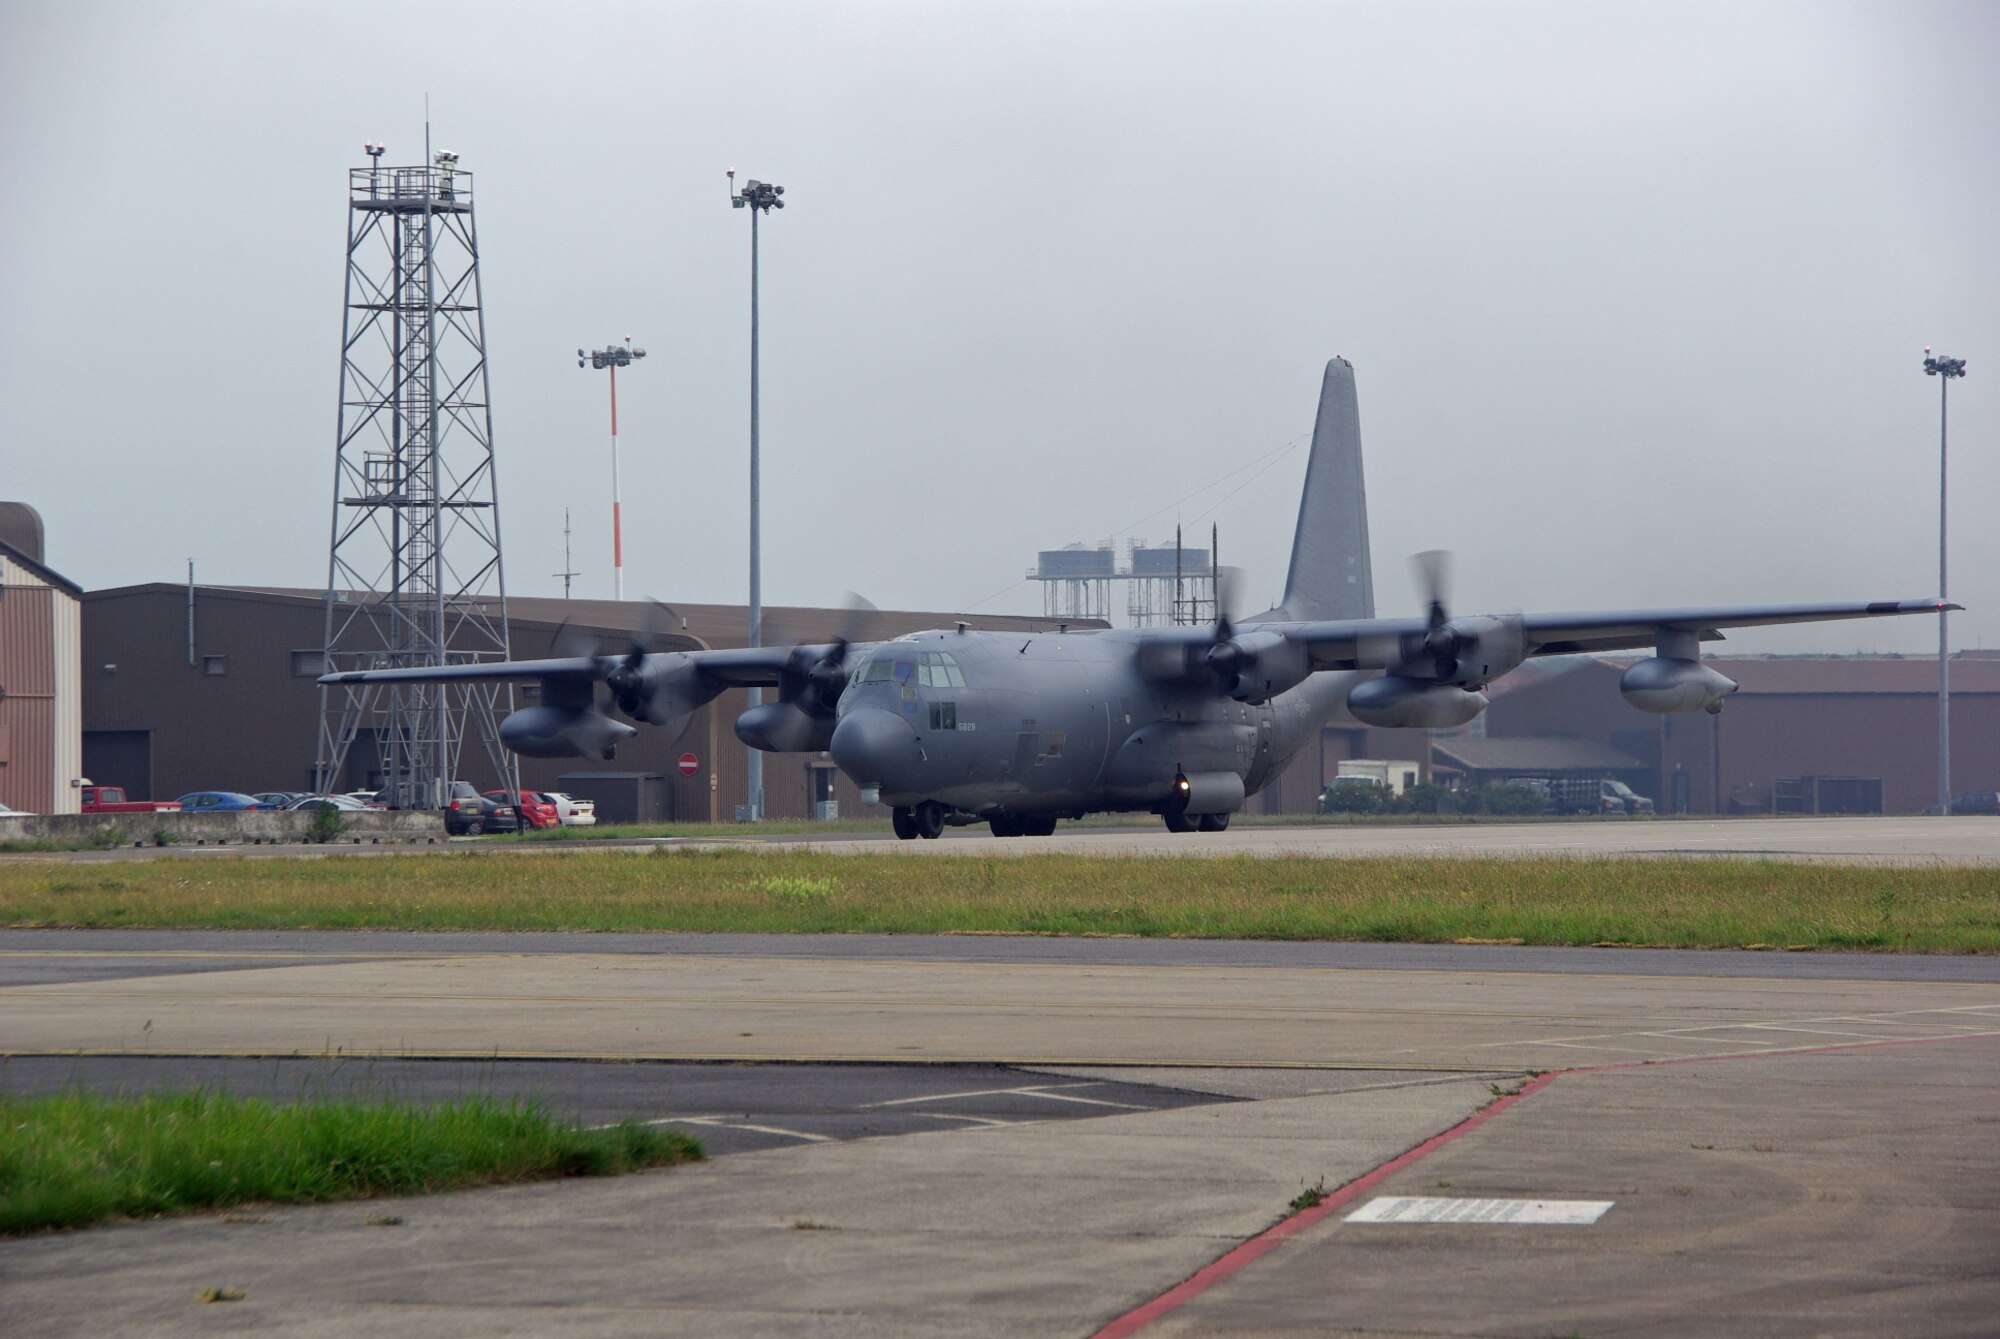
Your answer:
677;753;700;777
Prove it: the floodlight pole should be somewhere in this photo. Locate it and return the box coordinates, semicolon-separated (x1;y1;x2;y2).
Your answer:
1925;349;1967;816
730;170;785;821
578;339;645;601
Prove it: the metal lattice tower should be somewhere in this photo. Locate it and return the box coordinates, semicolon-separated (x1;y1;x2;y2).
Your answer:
316;147;517;807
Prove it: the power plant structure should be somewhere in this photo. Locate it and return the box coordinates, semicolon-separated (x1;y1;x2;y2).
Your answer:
315;144;518;804
1029;526;1221;627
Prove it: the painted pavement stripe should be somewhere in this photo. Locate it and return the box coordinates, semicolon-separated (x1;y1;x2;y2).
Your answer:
1345;1196;1612;1225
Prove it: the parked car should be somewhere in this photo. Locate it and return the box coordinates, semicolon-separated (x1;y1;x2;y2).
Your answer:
542;791;597;827
284;794;375;812
176;791;279;812
444;781;517;836
0;801;29;817
80;785;182;814
255;791;306;808
1950;792;2000;816
484;790;560;830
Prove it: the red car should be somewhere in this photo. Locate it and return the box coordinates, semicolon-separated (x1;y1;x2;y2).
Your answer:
484;789;560;830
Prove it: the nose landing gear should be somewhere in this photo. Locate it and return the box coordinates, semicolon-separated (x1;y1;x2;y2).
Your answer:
892;802;947;840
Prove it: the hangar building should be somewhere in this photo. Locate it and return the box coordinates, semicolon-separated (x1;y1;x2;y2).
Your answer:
1479;655;2000;815
0;503;84;815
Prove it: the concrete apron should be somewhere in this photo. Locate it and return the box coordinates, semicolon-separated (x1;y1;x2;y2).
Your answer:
7;957;2000;1336
7;951;1999;1067
4;1077;1500;1339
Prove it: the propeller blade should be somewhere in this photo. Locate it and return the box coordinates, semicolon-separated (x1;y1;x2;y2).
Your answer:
1212;566;1242;643
1411;550;1452;631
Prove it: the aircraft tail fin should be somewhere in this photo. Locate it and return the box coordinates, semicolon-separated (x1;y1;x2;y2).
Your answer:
1252;357;1375;623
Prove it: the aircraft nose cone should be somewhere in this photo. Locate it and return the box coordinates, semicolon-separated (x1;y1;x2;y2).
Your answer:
830;706;921;789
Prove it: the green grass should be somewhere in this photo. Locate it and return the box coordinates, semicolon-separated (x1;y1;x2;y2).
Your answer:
0;1089;701;1234
2;849;1996;950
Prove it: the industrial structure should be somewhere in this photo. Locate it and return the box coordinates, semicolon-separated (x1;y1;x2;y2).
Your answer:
0;503;83;814
1029;527;1221;627
318;145;516;807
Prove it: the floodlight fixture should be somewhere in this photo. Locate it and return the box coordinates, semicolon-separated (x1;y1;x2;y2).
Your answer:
727;169;789;821
1924;348;1969;814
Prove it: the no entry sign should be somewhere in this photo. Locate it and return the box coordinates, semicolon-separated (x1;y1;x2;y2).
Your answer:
677;753;700;777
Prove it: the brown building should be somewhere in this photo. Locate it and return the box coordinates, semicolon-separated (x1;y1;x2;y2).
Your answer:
1482;655;2000;815
0;504;84;814
81;584;1100;819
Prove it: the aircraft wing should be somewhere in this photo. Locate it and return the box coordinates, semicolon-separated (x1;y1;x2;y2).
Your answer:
316;644;844;690
1282;598;1955;670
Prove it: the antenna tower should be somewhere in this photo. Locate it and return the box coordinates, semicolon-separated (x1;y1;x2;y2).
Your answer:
316;143;518;805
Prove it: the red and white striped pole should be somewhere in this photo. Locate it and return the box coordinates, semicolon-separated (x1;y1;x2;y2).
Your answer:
581;338;644;601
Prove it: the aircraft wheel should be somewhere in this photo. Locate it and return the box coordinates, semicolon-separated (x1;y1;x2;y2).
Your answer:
891;806;918;841
989;814;1023;838
1021;815;1058;837
1197;812;1231;833
915;800;946;840
1162;806;1197;834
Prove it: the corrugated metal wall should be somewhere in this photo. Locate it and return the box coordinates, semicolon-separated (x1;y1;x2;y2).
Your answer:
0;553;80;813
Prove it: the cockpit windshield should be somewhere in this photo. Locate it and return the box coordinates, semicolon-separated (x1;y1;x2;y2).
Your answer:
853;649;966;688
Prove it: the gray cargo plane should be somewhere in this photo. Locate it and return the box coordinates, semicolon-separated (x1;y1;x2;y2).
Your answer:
322;359;1951;838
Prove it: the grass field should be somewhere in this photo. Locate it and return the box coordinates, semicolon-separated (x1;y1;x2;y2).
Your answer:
2;849;1996;950
0;1089;701;1235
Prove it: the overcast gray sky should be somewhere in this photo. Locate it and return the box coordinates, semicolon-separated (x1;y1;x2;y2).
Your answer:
3;0;1993;654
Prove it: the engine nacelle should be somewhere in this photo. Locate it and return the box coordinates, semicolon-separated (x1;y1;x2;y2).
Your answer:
735;701;836;754
1619;657;1738;714
1346;676;1488;729
1209;630;1311;703
499;706;637;760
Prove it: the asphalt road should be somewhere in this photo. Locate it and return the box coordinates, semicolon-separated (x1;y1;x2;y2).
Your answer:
0;1055;1236;1157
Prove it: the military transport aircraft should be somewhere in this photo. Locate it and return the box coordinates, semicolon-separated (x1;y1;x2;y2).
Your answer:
321;358;1952;839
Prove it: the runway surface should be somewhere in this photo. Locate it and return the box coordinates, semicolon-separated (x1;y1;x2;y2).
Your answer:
747;813;2000;864
12;814;2000;865
4;928;1997;1335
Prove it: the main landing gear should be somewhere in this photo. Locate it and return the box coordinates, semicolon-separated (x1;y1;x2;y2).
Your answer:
988;813;1058;838
1161;806;1231;834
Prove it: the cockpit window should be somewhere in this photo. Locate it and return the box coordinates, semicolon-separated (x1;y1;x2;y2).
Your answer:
856;650;965;688
917;651;967;688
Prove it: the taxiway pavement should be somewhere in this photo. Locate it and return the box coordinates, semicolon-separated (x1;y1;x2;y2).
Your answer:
3;930;1998;1335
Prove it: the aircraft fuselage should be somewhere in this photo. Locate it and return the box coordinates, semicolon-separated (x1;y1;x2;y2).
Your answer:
827;627;1360;819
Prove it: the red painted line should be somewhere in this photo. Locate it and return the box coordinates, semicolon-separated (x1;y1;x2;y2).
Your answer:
1087;1030;2000;1338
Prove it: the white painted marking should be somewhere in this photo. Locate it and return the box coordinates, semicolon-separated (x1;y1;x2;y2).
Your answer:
1346;1197;1613;1225
864;1083;1145;1111
658;1116;832;1143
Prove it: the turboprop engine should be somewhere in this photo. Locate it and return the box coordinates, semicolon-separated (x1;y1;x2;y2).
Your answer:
500;705;638;760
1619;657;1738;715
1345;675;1488;729
1205;628;1312;703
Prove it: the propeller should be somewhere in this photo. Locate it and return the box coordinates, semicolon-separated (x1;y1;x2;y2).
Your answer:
778;591;876;718
1393;551;1525;686
609;599;685;717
